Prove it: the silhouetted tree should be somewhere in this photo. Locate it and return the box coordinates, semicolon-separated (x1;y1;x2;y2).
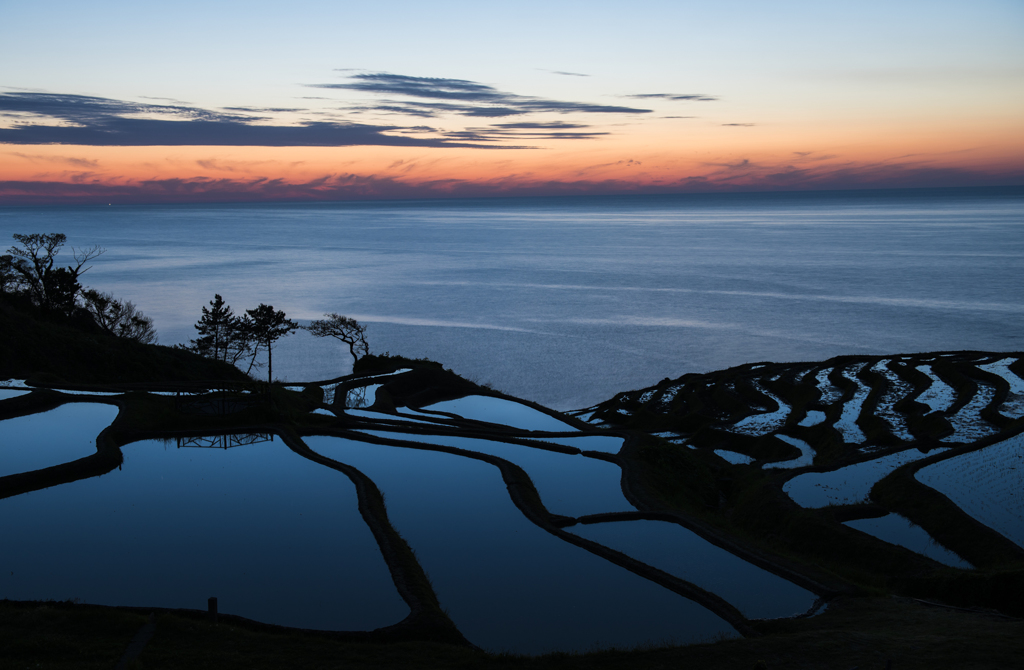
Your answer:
189;294;252;366
81;289;157;344
245;304;298;383
306;313;369;365
6;233;103;312
0;255;18;294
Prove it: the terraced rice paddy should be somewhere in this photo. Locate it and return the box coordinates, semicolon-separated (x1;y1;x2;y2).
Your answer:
916;433;1024;550
0;403;120;478
3;349;1023;655
355;430;632;518
304;435;737;653
714;449;756;465
593;350;1023;584
942;382;999;443
0;436;409;631
764;436;815;469
815;368;844;406
726;383;790;437
870;360;915;441
834;364;869;444
843;513;972;569
915;365;956;414
568;519;817;619
978;358;1024;419
783;448;946;508
798;410;826;427
422;395;579;432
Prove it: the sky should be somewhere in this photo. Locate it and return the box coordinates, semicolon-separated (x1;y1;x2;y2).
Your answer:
1;0;1022;204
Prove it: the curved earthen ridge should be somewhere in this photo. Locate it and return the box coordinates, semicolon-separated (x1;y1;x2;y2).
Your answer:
279;431;475;648
301;427;783;636
3;348;1023;638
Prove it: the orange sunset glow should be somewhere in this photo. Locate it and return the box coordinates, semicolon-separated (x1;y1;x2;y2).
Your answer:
2;2;1022;204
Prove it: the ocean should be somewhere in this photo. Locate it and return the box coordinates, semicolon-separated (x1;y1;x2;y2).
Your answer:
1;187;1022;409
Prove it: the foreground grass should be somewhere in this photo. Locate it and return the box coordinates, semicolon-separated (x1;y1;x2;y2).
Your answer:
3;597;1022;669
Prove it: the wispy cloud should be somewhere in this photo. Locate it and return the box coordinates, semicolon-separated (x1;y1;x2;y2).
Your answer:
439;121;608;142
311;72;651;118
538;69;590;77
0;91;504;148
11;152;99;168
722;123;755;127
1;160;1020;206
626;93;718;102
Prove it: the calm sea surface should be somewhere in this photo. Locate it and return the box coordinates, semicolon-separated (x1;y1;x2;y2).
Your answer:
2;188;1022;409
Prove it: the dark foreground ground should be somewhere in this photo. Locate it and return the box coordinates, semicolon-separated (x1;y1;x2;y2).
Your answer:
3;596;1022;669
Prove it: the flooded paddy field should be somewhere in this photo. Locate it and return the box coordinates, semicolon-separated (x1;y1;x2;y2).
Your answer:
916;432;1024;550
0;434;407;631
594;350;1024;572
2;348;1023;655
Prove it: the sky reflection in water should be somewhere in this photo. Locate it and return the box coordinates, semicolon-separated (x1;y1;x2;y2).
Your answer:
0;436;408;631
0;403;120;478
305;434;737;654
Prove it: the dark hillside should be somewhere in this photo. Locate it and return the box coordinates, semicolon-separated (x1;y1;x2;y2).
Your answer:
0;295;249;384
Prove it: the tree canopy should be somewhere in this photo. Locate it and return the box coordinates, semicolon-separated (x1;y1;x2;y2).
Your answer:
306;313;369;365
4;233;104;314
245;304;298;383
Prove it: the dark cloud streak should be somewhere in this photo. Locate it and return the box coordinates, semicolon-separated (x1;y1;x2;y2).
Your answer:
626;93;718;102
0;92;509;148
312;72;651;117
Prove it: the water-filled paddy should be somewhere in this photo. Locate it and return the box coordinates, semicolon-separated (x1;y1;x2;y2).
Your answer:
798;410;826;427
0;436;408;631
532;433;623;454
784;448;947;508
726;383;789;436
344;408;441;425
870;361;914;441
423;395;578;432
0;403;120;478
714;450;755;465
941;382;999;443
978;358;1024;419
915;366;956;414
916;433;1024;549
304;435;737;653
569;519;817;619
843;513;972;569
814;368;843;405
764;436;815;470
834;364;868;444
356;430;632;518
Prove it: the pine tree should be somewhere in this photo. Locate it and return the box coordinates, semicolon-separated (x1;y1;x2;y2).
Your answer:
190;295;251;365
245;304;298;383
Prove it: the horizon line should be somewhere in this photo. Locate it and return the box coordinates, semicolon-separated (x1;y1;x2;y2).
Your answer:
2;183;1022;209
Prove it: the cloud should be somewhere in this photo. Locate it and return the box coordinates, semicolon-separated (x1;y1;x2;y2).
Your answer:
311;72;652;118
722;123;755;127
10;152;99;168
0;91;504;148
492;122;590;130
626;93;718;102
440;121;608;142
1;161;1021;206
539;69;590;77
